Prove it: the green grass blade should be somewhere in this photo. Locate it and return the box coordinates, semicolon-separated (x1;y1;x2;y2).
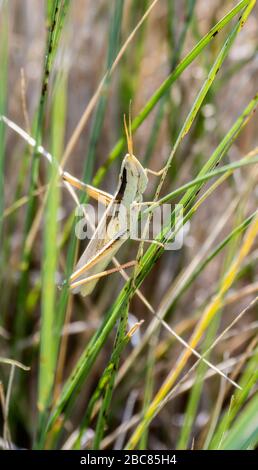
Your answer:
93;305;129;450
209;347;258;449
36;71;67;448
14;0;67;344
0;0;8;280
93;0;250;186
220;392;258;449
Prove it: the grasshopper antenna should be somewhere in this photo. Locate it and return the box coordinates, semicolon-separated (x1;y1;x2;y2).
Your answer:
123;102;133;156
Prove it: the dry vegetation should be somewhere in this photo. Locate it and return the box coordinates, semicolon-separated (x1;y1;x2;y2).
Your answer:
0;0;258;450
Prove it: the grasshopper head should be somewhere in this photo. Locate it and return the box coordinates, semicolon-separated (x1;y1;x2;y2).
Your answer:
120;112;148;203
116;153;148;204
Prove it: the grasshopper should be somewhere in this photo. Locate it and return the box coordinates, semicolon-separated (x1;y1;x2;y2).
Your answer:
66;116;164;296
1;113;164;297
0;115;244;390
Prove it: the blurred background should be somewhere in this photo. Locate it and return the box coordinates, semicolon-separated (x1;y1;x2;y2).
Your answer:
0;0;258;450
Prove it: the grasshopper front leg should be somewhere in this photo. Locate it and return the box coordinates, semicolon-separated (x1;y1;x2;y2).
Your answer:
146;165;167;177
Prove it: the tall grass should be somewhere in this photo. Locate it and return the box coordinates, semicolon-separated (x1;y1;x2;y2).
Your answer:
0;0;257;450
